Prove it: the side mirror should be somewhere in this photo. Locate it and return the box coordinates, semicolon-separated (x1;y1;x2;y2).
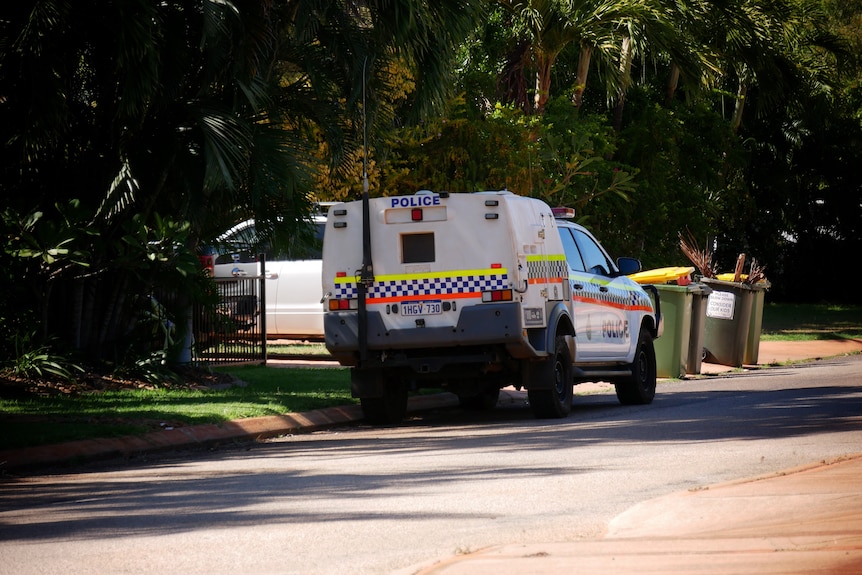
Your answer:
616;257;642;275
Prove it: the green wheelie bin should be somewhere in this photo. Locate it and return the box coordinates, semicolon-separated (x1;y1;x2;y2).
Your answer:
743;281;770;365
701;278;756;367
653;283;713;378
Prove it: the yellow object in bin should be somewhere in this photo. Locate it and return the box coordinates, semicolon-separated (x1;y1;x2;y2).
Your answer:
628;266;695;285
715;273;771;286
716;272;747;282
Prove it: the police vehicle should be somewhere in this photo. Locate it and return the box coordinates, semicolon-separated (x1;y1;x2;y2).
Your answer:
322;190;662;423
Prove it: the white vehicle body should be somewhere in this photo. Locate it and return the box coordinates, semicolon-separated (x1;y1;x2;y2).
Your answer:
212;212;327;340
322;191;662;423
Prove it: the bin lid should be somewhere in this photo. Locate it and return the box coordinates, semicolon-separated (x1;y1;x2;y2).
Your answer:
628;266;695;285
653;282;713;295
701;276;758;292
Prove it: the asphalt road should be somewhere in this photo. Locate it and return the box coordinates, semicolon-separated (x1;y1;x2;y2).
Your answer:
2;356;861;575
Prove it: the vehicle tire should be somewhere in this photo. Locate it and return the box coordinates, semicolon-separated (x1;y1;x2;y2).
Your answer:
458;386;501;411
615;327;657;405
358;373;409;425
528;335;573;418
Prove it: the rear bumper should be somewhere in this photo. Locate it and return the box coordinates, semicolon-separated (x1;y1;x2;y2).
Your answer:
324;303;527;367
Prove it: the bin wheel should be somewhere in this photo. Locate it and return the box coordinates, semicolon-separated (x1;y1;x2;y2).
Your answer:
615;327;657;405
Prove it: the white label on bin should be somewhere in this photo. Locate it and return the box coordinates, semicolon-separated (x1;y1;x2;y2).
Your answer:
706;290;736;320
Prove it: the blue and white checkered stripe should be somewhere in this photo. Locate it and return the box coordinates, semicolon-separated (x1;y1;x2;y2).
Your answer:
569;274;653;309
527;259;568;281
334;273;509;300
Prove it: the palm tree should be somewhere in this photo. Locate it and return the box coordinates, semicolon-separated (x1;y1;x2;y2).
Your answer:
2;0;312;359
609;0;708;130
275;0;486;192
0;0;485;364
497;0;686;115
659;0;842;133
497;0;627;113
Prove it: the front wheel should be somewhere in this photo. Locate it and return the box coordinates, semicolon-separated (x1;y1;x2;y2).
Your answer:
528;335;573;418
615;327;657;405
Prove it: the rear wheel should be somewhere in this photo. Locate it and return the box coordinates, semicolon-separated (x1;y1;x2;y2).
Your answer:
528;335;573;418
355;370;409;424
615;327;657;405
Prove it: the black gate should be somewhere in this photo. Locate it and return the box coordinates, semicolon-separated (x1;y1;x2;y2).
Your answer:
194;266;268;366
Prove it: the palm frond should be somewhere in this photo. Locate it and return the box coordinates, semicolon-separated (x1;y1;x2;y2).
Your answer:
95;161;140;223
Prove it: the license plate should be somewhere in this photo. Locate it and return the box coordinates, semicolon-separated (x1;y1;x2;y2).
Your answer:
401;301;442;316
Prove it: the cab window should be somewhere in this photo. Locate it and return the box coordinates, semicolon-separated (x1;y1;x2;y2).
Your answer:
559;227;586;272
572;228;614;277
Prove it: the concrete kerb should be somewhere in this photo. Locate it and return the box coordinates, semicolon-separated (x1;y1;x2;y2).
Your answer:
397;453;862;575
0;388;462;473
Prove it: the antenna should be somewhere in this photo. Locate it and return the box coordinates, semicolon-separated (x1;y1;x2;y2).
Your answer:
358;56;373;364
362;57;369;197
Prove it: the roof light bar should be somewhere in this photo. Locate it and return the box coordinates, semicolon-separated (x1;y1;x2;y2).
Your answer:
552;207;576;219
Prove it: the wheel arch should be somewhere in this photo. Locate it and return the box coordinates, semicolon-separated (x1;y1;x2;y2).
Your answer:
639;284;663;339
547;302;575;360
522;304;575;391
640;313;660;340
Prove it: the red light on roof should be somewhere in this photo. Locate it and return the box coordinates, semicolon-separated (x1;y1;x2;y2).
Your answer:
411;208;423;221
552;207;576;219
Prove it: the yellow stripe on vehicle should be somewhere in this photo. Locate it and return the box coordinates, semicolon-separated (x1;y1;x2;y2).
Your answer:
333;268;507;284
332;268;510;302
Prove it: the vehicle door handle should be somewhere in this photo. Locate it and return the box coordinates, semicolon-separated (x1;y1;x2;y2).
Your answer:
572;283;584;290
599;286;609;293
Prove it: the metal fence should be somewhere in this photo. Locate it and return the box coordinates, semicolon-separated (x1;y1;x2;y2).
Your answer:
194;273;267;366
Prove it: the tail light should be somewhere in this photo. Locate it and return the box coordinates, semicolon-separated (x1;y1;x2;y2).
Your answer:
482;289;513;302
328;298;358;311
199;255;214;276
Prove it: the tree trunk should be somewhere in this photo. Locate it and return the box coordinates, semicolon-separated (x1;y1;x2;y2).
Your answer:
665;63;680;106
731;81;747;133
573;45;592;108
96;273;130;357
533;51;555;114
72;279;84;350
81;277;97;355
612;36;633;133
498;40;532;113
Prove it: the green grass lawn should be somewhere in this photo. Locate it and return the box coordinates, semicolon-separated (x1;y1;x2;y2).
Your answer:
0;368;352;451
760;303;862;341
267;341;329;356
1;303;860;451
